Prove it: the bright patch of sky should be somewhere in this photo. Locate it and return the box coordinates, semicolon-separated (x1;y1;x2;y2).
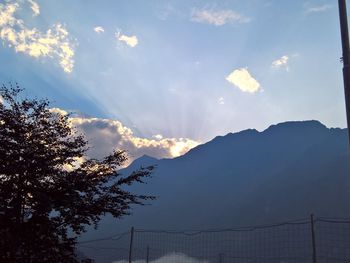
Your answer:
0;0;346;159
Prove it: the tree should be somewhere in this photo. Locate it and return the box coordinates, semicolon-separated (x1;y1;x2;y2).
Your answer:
0;84;155;262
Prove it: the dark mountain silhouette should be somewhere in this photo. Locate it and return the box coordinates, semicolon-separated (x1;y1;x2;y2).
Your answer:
128;154;159;168
79;120;350;262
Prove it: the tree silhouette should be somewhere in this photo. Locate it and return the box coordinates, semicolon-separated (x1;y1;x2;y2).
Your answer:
0;84;155;262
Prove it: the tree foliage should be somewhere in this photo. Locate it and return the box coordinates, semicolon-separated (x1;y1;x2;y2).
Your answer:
0;84;154;262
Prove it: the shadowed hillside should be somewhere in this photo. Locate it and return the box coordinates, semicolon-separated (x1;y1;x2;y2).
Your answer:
79;120;350;262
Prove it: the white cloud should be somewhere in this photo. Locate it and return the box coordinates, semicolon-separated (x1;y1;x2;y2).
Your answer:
272;55;289;71
27;0;39;16
116;32;138;47
152;134;163;140
191;8;250;26
113;253;209;263
94;26;104;34
51;109;199;162
49;107;69;116
306;4;332;13
218;97;225;105
0;3;19;27
157;3;176;20
225;68;260;93
0;1;76;73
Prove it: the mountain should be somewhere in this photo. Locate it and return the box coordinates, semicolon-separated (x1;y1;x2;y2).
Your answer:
79;120;350;262
126;154;159;170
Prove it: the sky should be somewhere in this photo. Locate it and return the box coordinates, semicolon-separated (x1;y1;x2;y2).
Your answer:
0;0;347;161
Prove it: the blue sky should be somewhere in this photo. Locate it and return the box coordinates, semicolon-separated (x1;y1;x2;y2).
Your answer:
0;0;347;160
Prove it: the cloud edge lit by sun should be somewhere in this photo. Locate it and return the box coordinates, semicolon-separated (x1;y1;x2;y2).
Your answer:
50;108;200;163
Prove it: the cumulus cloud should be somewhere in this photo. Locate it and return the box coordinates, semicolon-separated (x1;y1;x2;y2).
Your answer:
225;68;260;93
272;55;289;71
113;253;209;263
191;8;250;26
27;0;39;16
94;26;104;34
0;1;75;73
54;108;199;162
116;31;138;47
306;4;332;14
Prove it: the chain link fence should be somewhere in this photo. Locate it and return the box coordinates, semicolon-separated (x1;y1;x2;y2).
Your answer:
78;216;350;263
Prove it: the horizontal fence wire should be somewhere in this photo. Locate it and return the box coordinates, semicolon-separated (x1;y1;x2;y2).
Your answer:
77;216;350;263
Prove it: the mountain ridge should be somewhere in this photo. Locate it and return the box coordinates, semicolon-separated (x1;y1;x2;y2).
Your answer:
80;120;350;262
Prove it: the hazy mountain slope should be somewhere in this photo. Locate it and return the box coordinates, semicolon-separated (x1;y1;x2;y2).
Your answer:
79;120;350;262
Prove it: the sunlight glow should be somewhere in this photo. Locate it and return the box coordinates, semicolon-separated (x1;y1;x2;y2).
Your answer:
52;108;200;160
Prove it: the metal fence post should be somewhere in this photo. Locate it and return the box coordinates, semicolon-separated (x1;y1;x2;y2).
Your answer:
338;0;350;146
146;246;150;263
310;214;317;263
128;227;134;263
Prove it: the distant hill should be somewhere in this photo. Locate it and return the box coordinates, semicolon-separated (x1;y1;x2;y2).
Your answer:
79;120;350;262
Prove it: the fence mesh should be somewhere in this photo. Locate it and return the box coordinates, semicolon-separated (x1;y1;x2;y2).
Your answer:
77;217;350;263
